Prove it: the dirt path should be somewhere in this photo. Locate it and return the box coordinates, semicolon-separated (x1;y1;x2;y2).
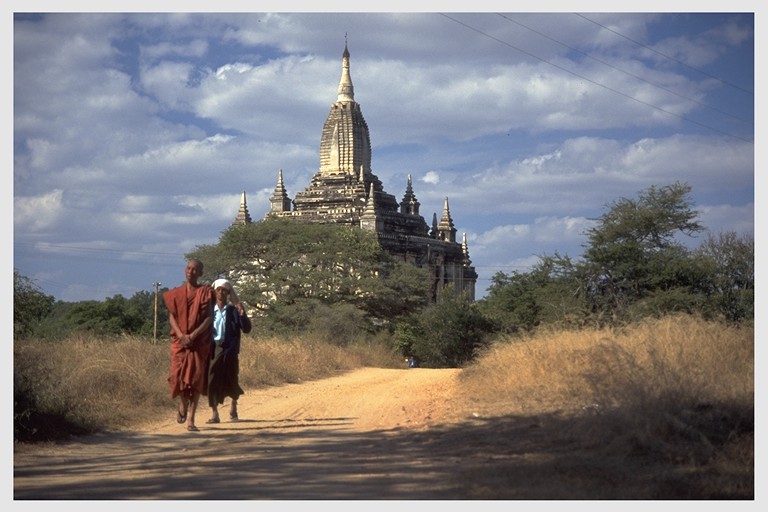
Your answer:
14;362;753;500
15;367;498;500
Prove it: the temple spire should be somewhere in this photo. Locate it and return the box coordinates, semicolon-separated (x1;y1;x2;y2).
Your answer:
437;197;457;243
360;182;381;231
269;169;291;213
400;174;421;216
462;232;472;266
233;191;253;225
337;41;355;102
430;212;438;238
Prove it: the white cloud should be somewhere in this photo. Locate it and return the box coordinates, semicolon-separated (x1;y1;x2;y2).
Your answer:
14;190;65;232
531;216;595;244
140;60;199;109
421;171;440;185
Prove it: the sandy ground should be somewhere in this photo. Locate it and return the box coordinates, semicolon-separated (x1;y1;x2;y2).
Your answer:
14;364;753;501
14;367;503;500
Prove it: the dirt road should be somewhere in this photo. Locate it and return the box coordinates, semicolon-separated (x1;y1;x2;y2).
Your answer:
15;362;753;500
16;367;506;500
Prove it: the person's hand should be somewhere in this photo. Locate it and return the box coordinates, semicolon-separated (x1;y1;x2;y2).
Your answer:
180;334;192;349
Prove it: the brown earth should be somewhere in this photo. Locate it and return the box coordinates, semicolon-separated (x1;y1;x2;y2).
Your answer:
15;367;476;500
12;367;674;500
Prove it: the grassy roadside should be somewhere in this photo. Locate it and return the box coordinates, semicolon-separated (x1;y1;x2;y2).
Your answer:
14;314;753;498
455;314;753;498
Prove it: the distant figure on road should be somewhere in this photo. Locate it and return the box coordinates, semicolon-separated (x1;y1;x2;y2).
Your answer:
206;278;252;424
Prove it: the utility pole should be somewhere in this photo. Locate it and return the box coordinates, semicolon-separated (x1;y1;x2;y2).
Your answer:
153;282;161;344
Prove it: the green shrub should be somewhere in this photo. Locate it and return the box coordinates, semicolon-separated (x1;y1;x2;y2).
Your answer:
409;295;494;368
258;298;376;345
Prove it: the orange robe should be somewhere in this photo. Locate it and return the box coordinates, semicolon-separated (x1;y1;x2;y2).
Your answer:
163;284;214;398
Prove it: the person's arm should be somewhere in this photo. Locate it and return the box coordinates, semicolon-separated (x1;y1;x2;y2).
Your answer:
238;305;252;334
229;286;241;307
188;315;213;349
168;313;194;348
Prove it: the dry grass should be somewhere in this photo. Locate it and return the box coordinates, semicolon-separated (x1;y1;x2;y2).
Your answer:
461;315;753;416
456;314;754;499
237;332;399;388
14;314;753;498
13;332;401;440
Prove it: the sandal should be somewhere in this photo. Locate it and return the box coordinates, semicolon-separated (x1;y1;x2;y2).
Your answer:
206;417;220;424
176;406;187;424
187;425;199;432
230;412;239;421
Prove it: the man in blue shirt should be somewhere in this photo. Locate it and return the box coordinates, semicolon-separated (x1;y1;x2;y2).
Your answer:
206;278;252;423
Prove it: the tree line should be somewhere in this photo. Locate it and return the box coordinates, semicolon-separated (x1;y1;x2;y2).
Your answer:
14;182;753;367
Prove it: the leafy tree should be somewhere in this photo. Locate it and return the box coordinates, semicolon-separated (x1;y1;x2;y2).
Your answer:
14;270;55;339
392;315;422;359
260;298;374;345
407;294;493;367
580;182;704;319
188;217;432;328
32;301;77;340
479;270;542;332
356;258;432;322
475;183;740;329
123;289;170;339
32;289;170;340
478;254;587;332
62;295;146;335
695;231;754;323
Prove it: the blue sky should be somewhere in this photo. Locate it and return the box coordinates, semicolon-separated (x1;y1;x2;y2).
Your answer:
9;3;758;303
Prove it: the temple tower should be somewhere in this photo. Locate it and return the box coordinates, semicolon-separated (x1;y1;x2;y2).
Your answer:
259;43;476;301
232;191;252;225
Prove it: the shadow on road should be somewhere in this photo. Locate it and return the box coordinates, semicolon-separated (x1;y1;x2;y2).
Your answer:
14;411;752;500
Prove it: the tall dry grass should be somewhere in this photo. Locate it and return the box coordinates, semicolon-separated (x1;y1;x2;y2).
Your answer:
458;314;753;498
461;314;753;415
13;332;401;442
237;331;398;388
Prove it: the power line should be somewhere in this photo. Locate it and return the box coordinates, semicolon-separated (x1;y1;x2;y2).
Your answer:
495;13;753;127
21;274;154;299
438;13;753;143
15;241;186;259
14;242;184;299
573;13;754;96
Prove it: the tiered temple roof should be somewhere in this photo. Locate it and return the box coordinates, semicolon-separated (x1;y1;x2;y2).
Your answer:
238;43;476;301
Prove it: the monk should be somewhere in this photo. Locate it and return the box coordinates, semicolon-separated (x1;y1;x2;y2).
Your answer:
163;258;214;432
